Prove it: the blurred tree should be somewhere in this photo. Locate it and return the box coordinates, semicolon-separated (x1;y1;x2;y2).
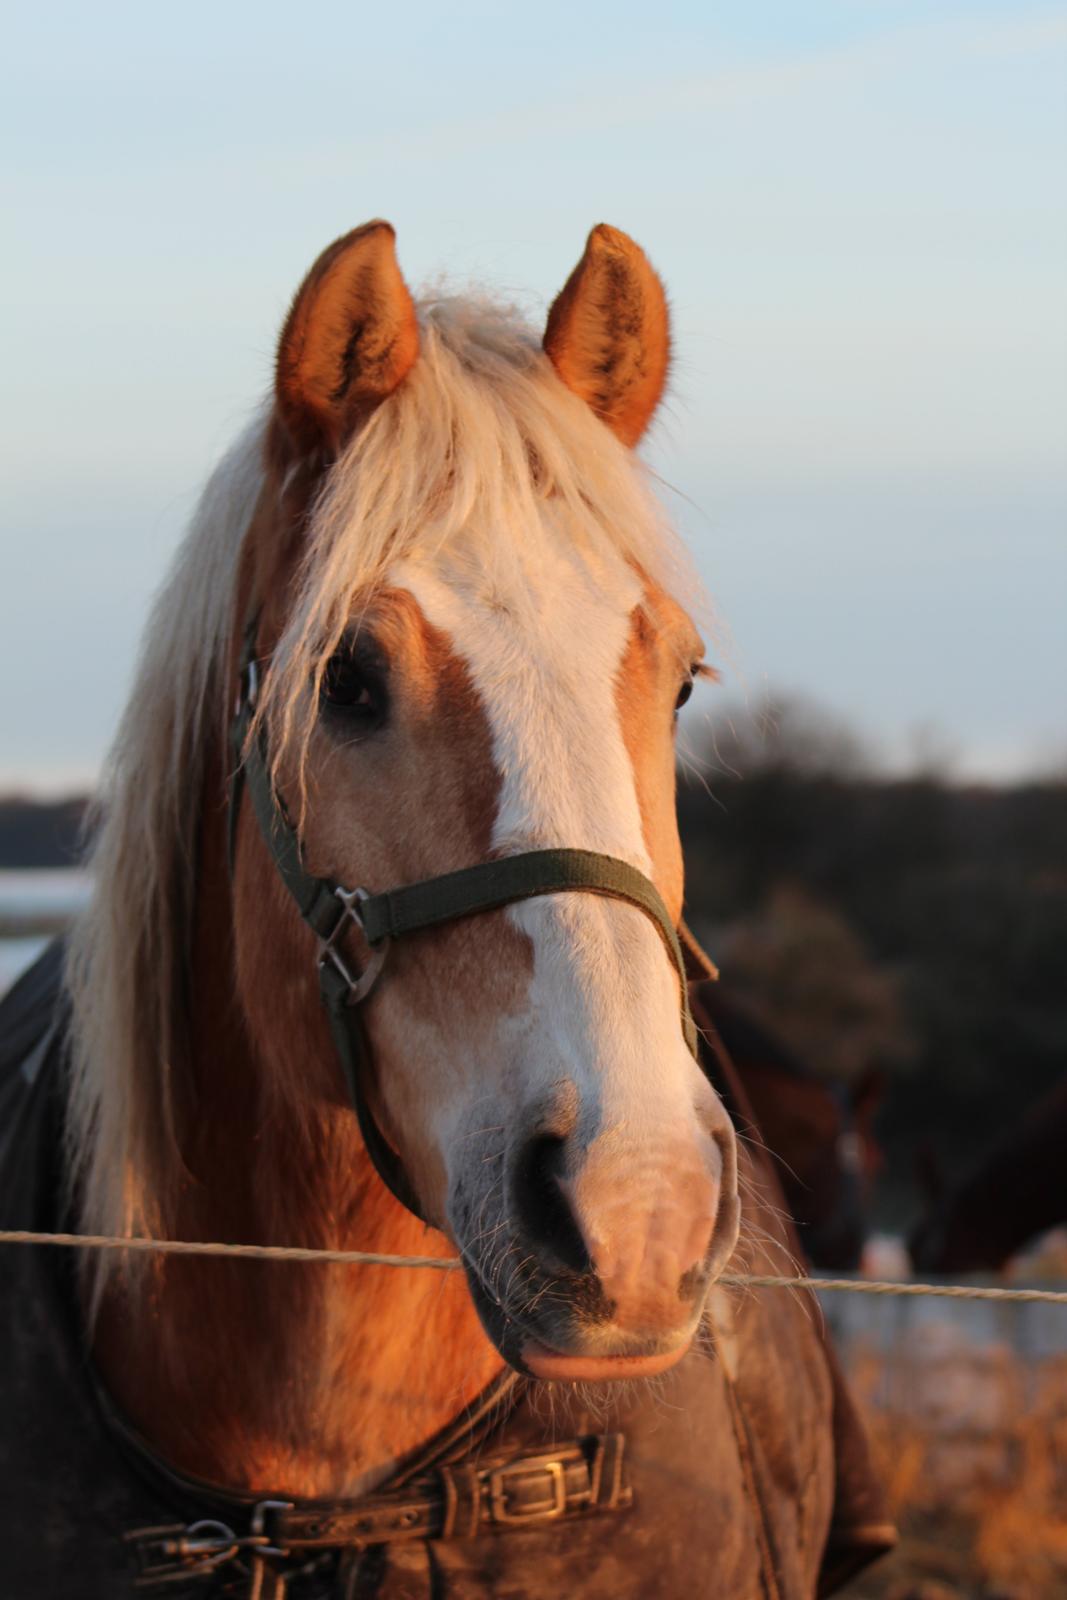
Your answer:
0;797;88;867
691;690;875;783
717;885;914;1086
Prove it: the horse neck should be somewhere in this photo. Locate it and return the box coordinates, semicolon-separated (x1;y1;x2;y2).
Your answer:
91;749;503;1499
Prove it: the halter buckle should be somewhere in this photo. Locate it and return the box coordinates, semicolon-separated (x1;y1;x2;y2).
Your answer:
249;1499;294;1557
318;886;390;1005
488;1459;567;1524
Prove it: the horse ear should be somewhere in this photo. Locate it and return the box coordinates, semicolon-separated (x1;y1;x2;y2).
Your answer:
275;221;419;455
543;224;671;447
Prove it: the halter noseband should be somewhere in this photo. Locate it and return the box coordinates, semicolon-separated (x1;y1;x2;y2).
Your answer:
229;620;713;1220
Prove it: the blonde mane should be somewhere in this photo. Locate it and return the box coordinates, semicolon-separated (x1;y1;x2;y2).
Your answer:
65;292;696;1279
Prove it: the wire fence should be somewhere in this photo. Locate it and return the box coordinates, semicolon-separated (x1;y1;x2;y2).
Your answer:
3;1228;1066;1304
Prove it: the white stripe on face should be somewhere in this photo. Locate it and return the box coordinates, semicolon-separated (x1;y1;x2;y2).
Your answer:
388;536;702;1136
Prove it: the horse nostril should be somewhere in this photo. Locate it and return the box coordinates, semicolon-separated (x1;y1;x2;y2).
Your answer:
512;1134;590;1275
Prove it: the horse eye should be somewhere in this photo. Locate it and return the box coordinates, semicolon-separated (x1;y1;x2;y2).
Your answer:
320;653;382;720
674;675;694;713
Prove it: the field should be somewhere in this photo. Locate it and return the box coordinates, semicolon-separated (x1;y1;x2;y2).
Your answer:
834;1279;1067;1600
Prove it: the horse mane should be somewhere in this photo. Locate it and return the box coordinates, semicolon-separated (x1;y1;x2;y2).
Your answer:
64;410;265;1284
64;290;696;1287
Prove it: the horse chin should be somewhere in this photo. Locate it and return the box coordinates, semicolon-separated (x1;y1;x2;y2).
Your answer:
462;1260;697;1384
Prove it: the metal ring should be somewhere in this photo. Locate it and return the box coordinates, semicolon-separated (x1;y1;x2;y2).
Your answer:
316;887;390;1006
182;1519;240;1567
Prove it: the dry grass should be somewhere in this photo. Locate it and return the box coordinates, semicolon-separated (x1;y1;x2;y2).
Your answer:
838;1331;1067;1600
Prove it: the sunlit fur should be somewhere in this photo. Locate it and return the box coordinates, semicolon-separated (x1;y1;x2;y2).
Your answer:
64;293;699;1299
65;412;267;1293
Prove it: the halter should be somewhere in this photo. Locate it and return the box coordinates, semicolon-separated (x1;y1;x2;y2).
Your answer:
229;618;713;1220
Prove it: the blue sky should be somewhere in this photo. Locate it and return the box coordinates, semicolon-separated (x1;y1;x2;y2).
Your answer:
2;1;1065;787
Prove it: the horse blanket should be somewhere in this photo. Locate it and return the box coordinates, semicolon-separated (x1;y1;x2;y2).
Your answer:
0;943;895;1598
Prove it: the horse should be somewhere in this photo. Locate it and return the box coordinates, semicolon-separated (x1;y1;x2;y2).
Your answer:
0;221;894;1598
910;1073;1067;1275
702;990;884;1272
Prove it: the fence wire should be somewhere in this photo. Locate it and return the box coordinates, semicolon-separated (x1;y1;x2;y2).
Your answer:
2;1228;1066;1304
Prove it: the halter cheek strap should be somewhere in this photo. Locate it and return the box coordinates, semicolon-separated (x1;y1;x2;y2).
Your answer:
228;622;714;1221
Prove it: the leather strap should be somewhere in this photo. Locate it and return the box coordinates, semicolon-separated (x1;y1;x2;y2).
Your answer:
125;1434;632;1588
271;1433;631;1547
316;959;424;1216
236;725;697;1046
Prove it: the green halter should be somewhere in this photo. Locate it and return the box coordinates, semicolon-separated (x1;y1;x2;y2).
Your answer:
229;621;711;1219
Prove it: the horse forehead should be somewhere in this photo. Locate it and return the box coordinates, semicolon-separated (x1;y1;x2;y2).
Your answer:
387;549;652;854
387;545;644;688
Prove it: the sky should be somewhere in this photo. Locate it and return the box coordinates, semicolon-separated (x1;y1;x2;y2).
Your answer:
2;1;1065;789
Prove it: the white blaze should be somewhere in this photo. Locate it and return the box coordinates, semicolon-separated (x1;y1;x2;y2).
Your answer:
390;533;696;1138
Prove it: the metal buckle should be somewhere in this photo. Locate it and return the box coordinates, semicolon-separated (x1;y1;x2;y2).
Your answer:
125;1519;241;1587
317;886;389;1005
250;1499;294;1558
125;1502;293;1588
488;1459;566;1525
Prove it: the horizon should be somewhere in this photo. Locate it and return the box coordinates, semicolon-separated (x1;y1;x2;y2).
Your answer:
2;686;1063;802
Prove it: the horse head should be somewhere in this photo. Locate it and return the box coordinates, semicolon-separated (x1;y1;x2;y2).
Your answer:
227;222;739;1380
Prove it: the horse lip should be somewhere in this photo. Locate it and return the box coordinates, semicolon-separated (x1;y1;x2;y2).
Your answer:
460;1254;587;1372
460;1251;700;1382
520;1337;692;1383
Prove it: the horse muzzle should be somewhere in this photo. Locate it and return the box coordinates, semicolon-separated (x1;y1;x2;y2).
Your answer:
455;1109;740;1382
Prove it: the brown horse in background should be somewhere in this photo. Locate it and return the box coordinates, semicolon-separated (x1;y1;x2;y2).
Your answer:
911;1073;1067;1274
704;989;884;1271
